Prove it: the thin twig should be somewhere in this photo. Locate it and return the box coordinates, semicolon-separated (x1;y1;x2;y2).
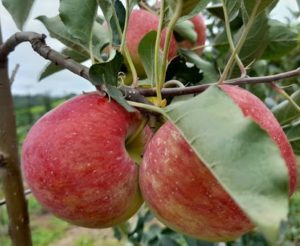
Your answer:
271;82;300;114
138;67;300;97
9;63;20;85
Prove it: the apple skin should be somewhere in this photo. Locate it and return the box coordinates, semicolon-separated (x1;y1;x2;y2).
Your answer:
177;14;206;55
126;9;177;77
139;85;297;241
22;93;146;228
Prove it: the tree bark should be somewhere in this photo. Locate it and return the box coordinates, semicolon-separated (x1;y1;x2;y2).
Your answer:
0;23;32;246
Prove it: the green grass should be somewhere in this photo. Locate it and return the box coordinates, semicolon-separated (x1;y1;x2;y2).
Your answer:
0;196;70;246
74;235;96;246
31;217;69;246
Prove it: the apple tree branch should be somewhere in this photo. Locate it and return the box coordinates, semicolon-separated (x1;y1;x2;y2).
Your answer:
1;31;300;99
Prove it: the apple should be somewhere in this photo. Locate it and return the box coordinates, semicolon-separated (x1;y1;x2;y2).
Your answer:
22;93;149;228
177;14;206;55
139;85;297;241
125;9;177;78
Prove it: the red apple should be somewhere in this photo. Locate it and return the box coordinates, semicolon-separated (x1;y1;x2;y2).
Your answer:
177;14;206;55
139;85;297;241
126;9;177;77
22;93;148;228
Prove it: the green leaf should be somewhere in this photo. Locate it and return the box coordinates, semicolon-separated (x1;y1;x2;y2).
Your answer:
241;0;278;21
231;13;269;76
89;51;123;87
138;31;161;85
262;19;298;60
97;0;113;23
285;123;300;155
39;48;88;81
180;50;218;83
183;235;216;246
167;0;210;23
37;15;109;61
272;90;300;125
59;0;98;42
110;0;126;45
224;0;241;21
206;4;224;20
2;0;34;30
180;0;209;18
97;0;125;46
214;13;273;77
105;84;135;112
164;86;289;243
174;20;197;42
128;0;137;12
89;52;134;112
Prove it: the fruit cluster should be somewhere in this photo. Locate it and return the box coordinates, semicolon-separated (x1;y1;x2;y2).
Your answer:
22;9;297;242
22;85;297;241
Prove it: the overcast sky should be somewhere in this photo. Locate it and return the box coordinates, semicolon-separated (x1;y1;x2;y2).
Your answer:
0;0;298;96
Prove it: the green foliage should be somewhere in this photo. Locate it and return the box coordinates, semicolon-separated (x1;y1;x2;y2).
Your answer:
89;51;135;112
36;15;109;63
59;0;98;43
2;0;34;30
241;0;278;21
138;31;161;85
165;86;289;243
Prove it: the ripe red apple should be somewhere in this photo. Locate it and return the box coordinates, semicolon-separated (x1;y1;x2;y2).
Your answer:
22;93;149;228
126;9;177;77
177;14;206;55
139;85;297;241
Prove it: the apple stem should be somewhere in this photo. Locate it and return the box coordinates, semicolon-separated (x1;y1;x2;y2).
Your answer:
221;0;246;77
218;1;260;84
124;46;139;86
126;117;148;145
127;101;165;115
271;83;300;114
154;0;165;105
159;0;183;89
117;1;139;87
